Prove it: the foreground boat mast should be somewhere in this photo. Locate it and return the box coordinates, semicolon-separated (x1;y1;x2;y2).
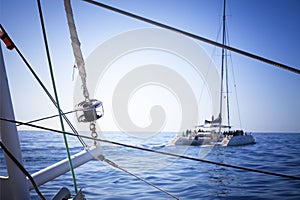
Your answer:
0;40;30;200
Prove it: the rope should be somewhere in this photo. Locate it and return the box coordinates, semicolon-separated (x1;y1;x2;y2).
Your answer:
102;157;179;199
82;0;300;75
1;117;300;181
37;0;78;193
0;141;46;200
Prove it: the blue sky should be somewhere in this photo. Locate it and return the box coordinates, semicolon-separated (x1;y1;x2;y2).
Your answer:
1;0;300;132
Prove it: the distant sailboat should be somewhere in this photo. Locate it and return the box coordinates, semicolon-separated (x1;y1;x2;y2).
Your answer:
171;0;255;146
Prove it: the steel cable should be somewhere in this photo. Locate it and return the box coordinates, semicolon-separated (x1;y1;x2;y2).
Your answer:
83;0;300;75
37;0;78;192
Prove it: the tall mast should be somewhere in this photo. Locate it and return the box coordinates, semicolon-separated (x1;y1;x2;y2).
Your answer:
223;0;231;128
219;0;229;131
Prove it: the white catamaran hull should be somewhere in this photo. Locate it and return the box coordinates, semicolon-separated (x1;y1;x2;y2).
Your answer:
171;136;213;146
222;135;255;146
169;131;222;146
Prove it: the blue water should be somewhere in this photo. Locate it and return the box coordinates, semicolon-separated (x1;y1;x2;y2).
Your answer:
1;131;300;199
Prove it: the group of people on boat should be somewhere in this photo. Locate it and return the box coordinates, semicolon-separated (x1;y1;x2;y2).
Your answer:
223;130;246;137
181;128;209;137
180;128;219;142
181;129;197;138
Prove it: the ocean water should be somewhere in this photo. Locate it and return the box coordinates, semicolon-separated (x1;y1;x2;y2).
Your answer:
1;131;300;200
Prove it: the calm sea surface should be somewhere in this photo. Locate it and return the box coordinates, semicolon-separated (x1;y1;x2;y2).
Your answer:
1;131;300;199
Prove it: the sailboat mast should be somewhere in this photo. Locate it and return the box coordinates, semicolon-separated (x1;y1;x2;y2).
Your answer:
223;0;231;128
0;44;30;200
219;0;231;131
219;0;226;131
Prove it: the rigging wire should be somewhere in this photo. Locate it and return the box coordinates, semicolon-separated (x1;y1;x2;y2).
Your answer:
226;26;243;129
102;157;179;199
0;141;46;200
36;0;78;193
82;0;300;75
0;24;86;147
16;110;76;127
1;117;300;182
196;14;223;123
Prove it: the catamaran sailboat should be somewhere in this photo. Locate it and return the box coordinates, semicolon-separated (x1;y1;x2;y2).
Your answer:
171;0;255;146
169;114;223;146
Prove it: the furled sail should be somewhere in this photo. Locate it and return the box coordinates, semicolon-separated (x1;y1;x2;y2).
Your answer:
64;0;89;100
